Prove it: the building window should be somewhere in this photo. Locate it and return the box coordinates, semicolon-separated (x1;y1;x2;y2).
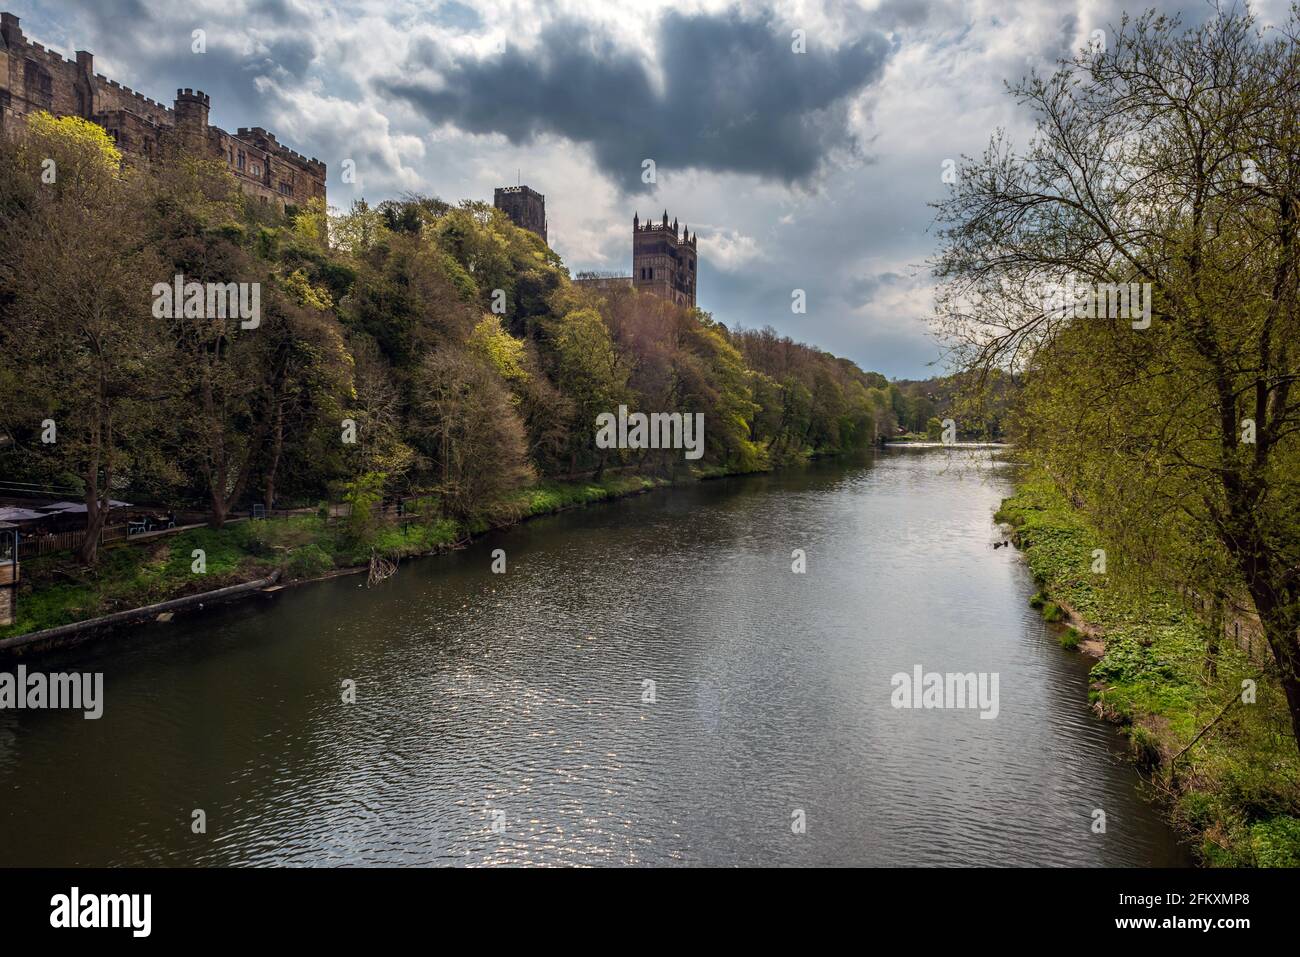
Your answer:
237;150;245;170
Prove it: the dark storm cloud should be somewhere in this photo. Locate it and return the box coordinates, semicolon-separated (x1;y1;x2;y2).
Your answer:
382;9;892;190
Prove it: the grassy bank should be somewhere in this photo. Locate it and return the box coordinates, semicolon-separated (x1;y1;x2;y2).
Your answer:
0;473;668;641
996;474;1300;866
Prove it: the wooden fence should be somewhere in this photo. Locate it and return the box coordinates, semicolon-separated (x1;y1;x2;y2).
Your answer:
13;493;441;559
19;524;128;559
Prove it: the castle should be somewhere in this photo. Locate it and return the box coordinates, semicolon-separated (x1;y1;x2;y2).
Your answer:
0;12;325;209
0;9;695;301
633;211;697;308
566;209;699;308
495;183;698;309
493;185;547;243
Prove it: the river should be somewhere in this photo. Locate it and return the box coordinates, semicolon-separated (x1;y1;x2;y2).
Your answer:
0;446;1191;866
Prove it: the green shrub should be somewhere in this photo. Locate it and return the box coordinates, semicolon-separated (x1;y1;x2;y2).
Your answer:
340;472;387;545
1001;472;1300;866
284;544;334;580
1250;816;1300;867
1127;723;1163;770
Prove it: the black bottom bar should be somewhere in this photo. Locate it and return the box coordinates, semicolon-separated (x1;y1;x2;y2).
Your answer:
0;866;1280;942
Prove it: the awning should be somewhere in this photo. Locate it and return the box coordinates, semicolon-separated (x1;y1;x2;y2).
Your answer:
41;500;132;513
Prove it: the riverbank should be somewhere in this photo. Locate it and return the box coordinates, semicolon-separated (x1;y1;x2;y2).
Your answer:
996;474;1300;866
0;473;673;646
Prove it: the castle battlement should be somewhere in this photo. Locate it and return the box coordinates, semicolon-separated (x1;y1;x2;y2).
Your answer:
494;184;547;243
0;11;325;210
632;211;697;307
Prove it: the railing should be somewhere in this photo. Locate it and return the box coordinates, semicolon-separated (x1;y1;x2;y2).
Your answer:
13;494;442;558
0;480;81;499
18;519;187;559
19;524;126;559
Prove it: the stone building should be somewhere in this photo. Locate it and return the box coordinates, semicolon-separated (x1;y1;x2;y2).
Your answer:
573;209;700;309
493;185;547;242
0;12;325;209
633;211;697;308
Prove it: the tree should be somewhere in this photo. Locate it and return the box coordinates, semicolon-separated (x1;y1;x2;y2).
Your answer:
148;160;277;529
411;350;533;517
933;8;1300;754
0;114;165;563
543;307;629;475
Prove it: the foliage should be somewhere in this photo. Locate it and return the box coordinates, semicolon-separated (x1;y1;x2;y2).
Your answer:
340;471;387;545
0;117;892;562
999;474;1300;866
934;7;1300;760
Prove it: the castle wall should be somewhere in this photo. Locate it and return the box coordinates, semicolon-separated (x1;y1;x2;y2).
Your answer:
220;127;326;207
96;108;165;158
0;12;325;211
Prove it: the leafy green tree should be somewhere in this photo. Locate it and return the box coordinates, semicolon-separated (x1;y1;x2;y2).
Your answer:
934;8;1300;753
0;114;165;563
411;350;533;516
543;307;629;475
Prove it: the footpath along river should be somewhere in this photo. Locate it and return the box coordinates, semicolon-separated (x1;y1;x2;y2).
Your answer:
0;446;1191;865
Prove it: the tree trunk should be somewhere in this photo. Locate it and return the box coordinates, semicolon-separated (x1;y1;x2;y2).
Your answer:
78;401;111;565
1206;591;1223;679
208;488;228;530
78;493;106;565
1248;585;1300;760
264;401;284;511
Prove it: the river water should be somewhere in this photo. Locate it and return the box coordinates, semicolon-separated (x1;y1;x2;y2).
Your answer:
0;447;1191;866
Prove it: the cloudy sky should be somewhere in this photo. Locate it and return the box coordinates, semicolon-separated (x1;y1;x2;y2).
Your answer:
14;0;1289;378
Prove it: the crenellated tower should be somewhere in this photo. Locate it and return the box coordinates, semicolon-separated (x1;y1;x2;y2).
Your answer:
632;209;696;308
172;88;209;150
494;184;547;243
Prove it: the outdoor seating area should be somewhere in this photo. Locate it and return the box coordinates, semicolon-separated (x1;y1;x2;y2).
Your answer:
0;498;155;558
128;514;177;536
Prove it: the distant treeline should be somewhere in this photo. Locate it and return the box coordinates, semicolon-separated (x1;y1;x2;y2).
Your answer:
886;372;1015;439
0;113;962;564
